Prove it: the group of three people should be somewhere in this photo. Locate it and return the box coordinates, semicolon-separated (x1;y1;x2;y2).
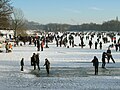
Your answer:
20;53;50;75
92;47;115;75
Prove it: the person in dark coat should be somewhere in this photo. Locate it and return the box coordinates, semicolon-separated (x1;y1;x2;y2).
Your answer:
69;34;72;46
5;42;9;53
99;42;102;49
95;41;98;49
31;53;35;66
44;58;50;75
55;37;59;47
36;53;40;70
34;39;37;47
80;37;84;48
60;38;62;47
91;56;99;75
115;43;118;52
37;39;40;51
20;58;24;71
45;37;49;48
31;53;36;70
107;48;115;63
102;52;107;68
89;40;93;49
118;43;120;51
72;39;74;47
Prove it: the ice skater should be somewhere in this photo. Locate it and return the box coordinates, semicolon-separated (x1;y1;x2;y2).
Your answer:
36;53;40;70
20;58;24;71
31;53;36;70
107;48;115;63
102;52;107;68
43;58;50;75
99;41;102;49
37;39;40;51
91;56;99;75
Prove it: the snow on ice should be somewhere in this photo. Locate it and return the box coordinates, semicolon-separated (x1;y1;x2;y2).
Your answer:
0;31;120;90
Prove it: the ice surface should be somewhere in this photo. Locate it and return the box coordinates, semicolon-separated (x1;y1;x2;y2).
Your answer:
0;33;120;90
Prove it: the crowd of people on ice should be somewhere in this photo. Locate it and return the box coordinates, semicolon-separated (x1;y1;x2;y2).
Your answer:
3;31;120;75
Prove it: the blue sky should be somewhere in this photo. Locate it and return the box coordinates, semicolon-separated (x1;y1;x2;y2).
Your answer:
12;0;120;25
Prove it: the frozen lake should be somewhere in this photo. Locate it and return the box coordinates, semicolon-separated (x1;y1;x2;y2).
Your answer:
0;34;120;90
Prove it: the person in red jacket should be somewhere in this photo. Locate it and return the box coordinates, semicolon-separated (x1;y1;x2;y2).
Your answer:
41;41;44;51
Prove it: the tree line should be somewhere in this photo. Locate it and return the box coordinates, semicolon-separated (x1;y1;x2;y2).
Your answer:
26;20;120;32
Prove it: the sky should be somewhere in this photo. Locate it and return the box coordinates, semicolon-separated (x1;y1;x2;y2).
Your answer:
12;0;120;25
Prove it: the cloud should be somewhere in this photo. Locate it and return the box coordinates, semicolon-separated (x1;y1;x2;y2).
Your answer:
64;8;81;14
89;7;103;11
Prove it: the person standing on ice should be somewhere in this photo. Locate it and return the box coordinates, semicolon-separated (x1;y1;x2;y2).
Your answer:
106;48;115;63
31;53;36;70
44;58;50;75
99;41;102;49
37;39;40;51
80;36;84;48
55;36;59;47
20;58;24;71
115;43;118;52
69;34;72;46
36;53;40;70
91;56;99;75
5;42;9;53
95;41;98;49
89;40;93;49
102;52;107;68
41;40;44;51
45;36;49;48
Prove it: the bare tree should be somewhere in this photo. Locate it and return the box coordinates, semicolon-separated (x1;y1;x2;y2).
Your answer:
12;8;27;39
0;0;13;29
